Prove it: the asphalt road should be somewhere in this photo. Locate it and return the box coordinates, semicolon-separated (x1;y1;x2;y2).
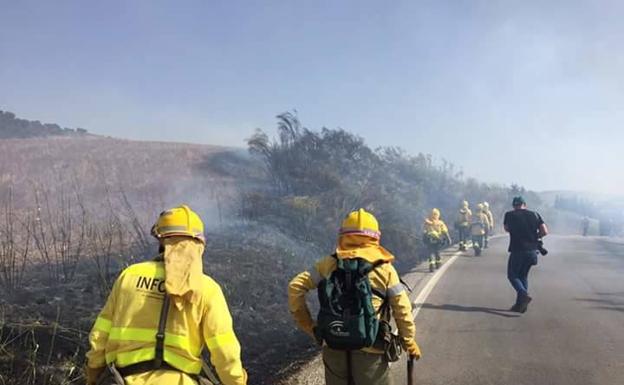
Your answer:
392;235;624;385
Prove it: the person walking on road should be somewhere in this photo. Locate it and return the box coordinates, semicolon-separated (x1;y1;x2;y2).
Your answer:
470;204;490;256
423;208;452;272
454;200;472;251
482;202;494;248
288;209;421;385
85;205;247;385
582;216;590;236
503;197;548;313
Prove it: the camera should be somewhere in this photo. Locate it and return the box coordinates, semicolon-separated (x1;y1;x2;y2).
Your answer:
537;239;548;256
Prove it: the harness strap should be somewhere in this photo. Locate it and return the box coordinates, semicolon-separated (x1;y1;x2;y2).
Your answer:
330;253;394;317
154;294;171;369
116;360;198;381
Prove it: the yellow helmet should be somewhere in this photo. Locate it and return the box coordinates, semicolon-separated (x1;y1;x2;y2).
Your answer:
339;208;380;240
151;204;205;244
461;200;469;208
431;208;440;220
477;203;484;211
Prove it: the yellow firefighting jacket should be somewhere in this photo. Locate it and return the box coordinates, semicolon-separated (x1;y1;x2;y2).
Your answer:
456;208;472;227
470;212;491;236
422;218;449;240
484;208;494;231
288;236;420;356
86;261;247;385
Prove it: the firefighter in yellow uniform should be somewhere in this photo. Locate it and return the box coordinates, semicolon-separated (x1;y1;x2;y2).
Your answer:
422;208;452;272
288;209;421;385
454;200;472;251
85;205;247;385
482;202;494;248
470;203;491;255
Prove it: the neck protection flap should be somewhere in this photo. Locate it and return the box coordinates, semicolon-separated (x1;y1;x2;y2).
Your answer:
162;237;205;310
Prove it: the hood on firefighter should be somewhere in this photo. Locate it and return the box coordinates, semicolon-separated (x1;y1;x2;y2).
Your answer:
336;234;394;264
163;236;205;310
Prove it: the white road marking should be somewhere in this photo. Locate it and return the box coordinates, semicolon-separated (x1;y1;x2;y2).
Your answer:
411;235;504;318
411;250;462;318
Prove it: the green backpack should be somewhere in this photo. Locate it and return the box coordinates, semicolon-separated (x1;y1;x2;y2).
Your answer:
315;254;386;350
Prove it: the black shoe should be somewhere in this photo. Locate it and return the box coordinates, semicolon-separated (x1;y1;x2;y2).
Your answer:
517;295;532;313
509;303;521;312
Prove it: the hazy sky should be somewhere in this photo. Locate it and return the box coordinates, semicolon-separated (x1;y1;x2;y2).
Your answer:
1;1;623;194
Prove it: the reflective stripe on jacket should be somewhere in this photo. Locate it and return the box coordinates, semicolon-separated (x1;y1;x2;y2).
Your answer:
86;261;247;385
288;255;417;354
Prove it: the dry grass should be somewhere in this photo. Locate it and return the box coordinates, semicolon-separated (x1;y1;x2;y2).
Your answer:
0;136;232;208
0;135;325;385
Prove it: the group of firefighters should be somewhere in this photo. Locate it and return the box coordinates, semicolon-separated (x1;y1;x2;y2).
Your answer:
85;202;496;385
422;200;495;271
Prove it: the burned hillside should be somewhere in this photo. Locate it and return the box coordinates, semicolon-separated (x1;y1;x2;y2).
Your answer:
0;113;537;384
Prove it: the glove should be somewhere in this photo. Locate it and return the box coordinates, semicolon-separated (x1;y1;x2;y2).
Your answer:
85;365;105;385
404;338;422;360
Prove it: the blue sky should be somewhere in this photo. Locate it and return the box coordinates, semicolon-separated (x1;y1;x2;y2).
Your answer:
1;1;623;194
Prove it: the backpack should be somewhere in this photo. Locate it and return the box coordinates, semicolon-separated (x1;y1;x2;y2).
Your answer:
456;209;470;228
315;254;386;350
469;213;485;233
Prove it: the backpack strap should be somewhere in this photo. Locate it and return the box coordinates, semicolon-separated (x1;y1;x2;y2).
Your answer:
331;253;390;315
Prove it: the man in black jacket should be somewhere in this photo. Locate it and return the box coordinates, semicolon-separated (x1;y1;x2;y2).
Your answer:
503;196;548;313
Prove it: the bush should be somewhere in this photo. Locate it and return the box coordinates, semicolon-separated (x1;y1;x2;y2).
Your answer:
244;112;522;269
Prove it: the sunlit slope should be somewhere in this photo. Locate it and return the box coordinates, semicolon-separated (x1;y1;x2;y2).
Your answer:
0;136;235;208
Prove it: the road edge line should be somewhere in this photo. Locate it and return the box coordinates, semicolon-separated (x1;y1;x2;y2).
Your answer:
411;251;462;318
410;234;504;319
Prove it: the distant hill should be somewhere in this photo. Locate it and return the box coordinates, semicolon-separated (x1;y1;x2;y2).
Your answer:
0;109;89;139
0;135;237;215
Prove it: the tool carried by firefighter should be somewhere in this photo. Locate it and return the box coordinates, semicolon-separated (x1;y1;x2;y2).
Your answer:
407;355;415;385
